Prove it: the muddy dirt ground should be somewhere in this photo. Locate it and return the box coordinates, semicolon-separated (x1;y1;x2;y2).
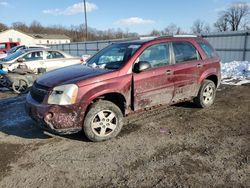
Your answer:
0;85;249;187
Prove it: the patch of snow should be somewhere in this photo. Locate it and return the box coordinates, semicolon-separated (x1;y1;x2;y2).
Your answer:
221;61;250;85
0;96;31;128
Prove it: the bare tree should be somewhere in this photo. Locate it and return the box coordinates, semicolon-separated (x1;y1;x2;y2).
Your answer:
214;15;229;32
12;22;29;33
2;20;139;42
191;19;210;34
29;21;44;33
150;29;161;36
0;22;8;31
241;19;250;30
163;23;182;35
221;2;249;31
204;24;211;33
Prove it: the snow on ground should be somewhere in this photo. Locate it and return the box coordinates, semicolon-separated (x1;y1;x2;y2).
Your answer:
221;61;250;85
0;95;31;128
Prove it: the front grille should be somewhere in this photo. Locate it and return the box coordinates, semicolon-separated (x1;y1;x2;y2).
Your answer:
30;82;50;103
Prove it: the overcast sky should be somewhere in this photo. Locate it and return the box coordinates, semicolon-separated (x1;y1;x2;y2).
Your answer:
0;0;249;34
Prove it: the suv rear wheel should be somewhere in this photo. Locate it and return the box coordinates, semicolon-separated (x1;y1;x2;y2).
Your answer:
83;100;123;142
194;79;216;108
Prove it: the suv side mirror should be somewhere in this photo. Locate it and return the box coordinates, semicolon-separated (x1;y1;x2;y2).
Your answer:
17;58;25;62
133;61;151;73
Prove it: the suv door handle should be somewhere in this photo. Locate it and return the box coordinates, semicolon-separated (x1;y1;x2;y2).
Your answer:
166;70;173;75
197;64;203;68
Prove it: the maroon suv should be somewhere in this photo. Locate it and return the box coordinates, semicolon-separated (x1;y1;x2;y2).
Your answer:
26;36;221;142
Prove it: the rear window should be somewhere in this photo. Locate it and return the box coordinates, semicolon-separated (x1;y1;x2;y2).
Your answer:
173;42;199;63
199;42;218;59
46;51;64;59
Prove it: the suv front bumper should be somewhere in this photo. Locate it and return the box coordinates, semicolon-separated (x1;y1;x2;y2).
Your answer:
25;93;83;135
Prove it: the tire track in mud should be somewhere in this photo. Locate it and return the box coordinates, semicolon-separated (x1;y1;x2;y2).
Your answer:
0;143;25;181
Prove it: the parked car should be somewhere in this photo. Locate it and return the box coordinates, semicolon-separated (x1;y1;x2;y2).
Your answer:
0;49;81;73
0;42;20;53
80;54;91;64
0;44;49;59
26;36;221;142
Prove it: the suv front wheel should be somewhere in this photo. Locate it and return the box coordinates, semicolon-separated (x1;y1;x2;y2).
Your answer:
83;100;123;142
194;79;216;108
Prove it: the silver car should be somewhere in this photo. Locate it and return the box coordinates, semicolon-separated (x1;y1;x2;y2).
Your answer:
0;44;49;60
0;49;81;73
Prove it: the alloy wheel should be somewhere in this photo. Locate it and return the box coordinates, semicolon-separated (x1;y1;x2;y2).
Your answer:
91;110;117;137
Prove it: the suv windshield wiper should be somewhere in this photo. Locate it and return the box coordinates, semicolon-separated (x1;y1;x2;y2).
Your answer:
105;61;124;70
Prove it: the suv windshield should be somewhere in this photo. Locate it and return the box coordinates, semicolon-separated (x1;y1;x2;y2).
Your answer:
86;43;141;69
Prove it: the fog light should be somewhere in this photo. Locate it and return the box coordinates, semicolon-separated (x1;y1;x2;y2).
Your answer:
46;112;54;120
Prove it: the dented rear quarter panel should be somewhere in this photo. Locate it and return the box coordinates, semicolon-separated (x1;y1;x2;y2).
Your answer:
199;58;221;86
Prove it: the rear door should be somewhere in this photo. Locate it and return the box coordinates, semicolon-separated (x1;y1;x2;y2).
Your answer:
45;51;76;71
171;41;201;102
133;43;174;110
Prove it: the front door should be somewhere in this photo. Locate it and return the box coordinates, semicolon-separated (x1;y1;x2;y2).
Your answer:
22;51;45;72
133;43;174;110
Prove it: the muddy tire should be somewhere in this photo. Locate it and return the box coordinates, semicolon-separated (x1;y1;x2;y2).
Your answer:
0;77;9;88
194;79;216;108
83;100;123;142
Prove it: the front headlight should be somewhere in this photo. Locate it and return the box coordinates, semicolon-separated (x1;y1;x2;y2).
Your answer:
48;84;78;105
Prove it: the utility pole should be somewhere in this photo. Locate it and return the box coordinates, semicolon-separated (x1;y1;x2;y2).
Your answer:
83;0;88;40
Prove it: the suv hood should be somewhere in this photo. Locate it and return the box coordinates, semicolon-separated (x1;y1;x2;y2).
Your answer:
36;64;111;88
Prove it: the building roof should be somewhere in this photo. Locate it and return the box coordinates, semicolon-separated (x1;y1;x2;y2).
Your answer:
0;29;34;39
30;34;70;40
0;29;70;40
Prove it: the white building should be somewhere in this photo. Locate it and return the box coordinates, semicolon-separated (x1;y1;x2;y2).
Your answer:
31;34;71;45
0;29;34;45
0;29;71;45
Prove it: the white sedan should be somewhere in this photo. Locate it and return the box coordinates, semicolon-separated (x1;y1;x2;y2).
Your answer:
0;49;81;73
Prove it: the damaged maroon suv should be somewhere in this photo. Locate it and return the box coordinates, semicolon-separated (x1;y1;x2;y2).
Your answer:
26;36;221;142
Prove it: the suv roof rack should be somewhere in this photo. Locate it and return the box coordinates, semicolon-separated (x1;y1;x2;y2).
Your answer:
153;34;198;40
173;35;197;37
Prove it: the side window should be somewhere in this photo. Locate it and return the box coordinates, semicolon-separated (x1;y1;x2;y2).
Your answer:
199;42;217;59
46;51;65;59
173;42;199;63
0;44;6;50
136;43;170;68
23;51;43;62
10;43;17;48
